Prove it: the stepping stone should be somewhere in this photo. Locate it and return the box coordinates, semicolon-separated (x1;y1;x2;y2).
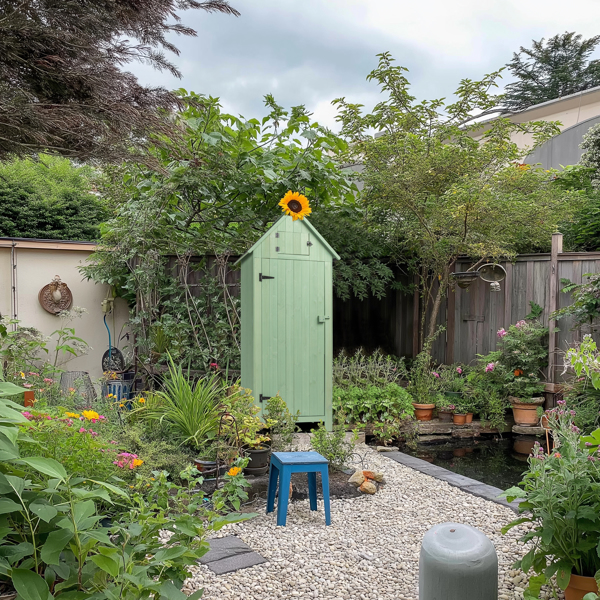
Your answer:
199;536;266;574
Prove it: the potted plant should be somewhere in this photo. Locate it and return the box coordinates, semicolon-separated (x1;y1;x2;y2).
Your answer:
400;341;441;422
507;377;545;426
239;414;275;476
502;403;600;600
452;397;469;425
435;393;455;422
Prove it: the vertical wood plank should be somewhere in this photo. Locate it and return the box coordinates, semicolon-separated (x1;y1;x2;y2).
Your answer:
547;234;562;385
503;262;513;328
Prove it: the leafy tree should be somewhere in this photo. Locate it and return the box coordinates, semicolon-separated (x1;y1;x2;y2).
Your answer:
334;52;580;348
503;32;600;111
83;92;358;371
0;0;238;160
0;155;108;240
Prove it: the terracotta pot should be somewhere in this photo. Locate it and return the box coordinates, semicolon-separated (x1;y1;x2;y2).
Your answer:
465;413;473;424
453;413;467;425
541;415;550;429
453;448;467;457
412;403;435;421
565;573;598;600
437;410;453;422
23;390;35;407
513;437;536;455
511;404;541;427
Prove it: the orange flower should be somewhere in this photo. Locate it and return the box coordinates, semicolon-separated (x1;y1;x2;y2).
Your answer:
514;369;523;376
227;466;242;477
554;452;561;458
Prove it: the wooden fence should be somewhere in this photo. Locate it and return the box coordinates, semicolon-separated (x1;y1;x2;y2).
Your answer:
170;238;600;383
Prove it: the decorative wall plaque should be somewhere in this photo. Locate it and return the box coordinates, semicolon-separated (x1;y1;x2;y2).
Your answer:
38;275;73;315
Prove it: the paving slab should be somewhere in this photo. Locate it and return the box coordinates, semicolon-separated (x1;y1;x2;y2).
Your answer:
198;536;267;574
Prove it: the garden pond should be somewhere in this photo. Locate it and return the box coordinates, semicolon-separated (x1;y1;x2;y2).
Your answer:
402;435;549;490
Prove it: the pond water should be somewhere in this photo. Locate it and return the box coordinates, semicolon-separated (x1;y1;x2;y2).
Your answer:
402;435;549;490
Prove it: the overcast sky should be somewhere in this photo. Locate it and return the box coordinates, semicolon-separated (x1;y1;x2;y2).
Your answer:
131;0;600;129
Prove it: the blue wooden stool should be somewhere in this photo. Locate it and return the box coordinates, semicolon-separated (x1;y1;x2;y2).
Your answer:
266;451;331;526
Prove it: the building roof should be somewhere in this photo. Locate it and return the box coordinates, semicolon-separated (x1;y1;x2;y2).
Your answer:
0;237;96;251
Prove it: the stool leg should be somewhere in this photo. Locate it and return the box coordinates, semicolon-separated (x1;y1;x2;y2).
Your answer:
320;466;331;525
307;472;317;511
266;462;279;514
276;467;291;527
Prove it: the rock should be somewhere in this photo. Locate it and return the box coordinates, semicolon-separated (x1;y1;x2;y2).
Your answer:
359;480;377;494
376;446;399;452
363;470;384;482
348;470;365;487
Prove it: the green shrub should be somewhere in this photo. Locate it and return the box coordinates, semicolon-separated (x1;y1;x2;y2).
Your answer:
333;382;413;425
310;422;357;471
333;349;403;388
264;394;299;452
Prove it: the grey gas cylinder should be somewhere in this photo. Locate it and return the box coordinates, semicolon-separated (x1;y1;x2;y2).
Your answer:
419;522;498;600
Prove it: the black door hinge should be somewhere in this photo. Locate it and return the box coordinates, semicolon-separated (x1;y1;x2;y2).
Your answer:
259;273;275;282
259;394;271;403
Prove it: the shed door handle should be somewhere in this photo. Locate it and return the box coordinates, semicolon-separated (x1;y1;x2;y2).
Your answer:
318;315;330;323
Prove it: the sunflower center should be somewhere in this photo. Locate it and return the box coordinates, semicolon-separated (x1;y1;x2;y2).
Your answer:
287;200;302;213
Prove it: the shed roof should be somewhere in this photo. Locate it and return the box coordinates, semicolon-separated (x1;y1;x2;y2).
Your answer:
236;216;340;264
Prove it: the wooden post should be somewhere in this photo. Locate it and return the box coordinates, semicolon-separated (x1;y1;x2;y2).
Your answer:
547;233;563;388
412;273;420;357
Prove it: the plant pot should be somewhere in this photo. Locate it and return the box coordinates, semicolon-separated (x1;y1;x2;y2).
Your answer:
412;403;435;421
511;404;542;427
244;446;271;476
453;448;466;458
565;573;599;600
513;436;537;456
437;410;453;422
194;459;218;475
541;415;550;429
465;413;473;424
453;413;467;425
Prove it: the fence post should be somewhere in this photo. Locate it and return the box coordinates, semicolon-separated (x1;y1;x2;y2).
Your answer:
547;233;563;390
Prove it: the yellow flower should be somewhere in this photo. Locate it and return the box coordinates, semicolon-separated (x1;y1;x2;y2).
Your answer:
65;412;80;419
82;410;99;421
138;398;146;404
107;393;114;398
151;477;155;481
119;403;124;408
227;466;242;477
132;458;144;468
278;191;311;221
19;372;25;379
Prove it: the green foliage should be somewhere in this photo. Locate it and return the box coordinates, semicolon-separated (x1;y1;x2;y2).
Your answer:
397;333;443;404
134;357;223;452
211;458;251;513
334;52;577;344
501;404;600;596
264;395;299;452
83;92;356;372
333;383;413;425
565;335;600;394
503;32;600;111
0;395;253;599
310;205;394;301
437;364;468;394
333;349;403;389
553;273;600;330
0;155;108;240
310;422;357;471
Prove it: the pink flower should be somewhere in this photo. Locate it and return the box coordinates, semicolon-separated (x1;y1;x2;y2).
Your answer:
432;371;440;378
45;415;51;420
557;400;566;406
110;440;118;444
43;378;53;384
78;427;86;433
515;320;527;328
23;383;33;388
99;415;106;420
28;372;39;377
497;328;507;338
485;362;495;373
22;411;32;420
456;367;462;374
89;430;98;437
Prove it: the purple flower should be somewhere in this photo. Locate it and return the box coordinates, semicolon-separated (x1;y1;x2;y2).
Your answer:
586;442;593;447
456;367;463;374
497;328;508;338
432;371;440;378
515;320;527;328
485;362;495;373
557;400;566;406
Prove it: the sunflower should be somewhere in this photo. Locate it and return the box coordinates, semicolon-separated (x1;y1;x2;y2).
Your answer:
278;191;311;221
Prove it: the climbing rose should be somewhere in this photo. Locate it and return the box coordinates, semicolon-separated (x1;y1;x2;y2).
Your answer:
497;328;507;338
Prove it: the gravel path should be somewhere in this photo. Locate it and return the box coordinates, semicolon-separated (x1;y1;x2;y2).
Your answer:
183;444;544;600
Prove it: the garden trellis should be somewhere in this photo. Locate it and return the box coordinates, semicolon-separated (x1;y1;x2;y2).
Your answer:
238;216;338;429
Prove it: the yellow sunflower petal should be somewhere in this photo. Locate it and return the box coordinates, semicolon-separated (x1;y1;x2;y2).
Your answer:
279;191;311;220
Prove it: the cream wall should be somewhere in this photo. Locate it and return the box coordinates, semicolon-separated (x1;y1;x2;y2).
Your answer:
0;239;129;380
472;87;600;150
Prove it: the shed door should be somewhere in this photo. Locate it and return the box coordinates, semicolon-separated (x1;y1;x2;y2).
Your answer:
259;257;325;417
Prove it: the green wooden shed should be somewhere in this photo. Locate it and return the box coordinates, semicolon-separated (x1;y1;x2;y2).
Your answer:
238;216;339;429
